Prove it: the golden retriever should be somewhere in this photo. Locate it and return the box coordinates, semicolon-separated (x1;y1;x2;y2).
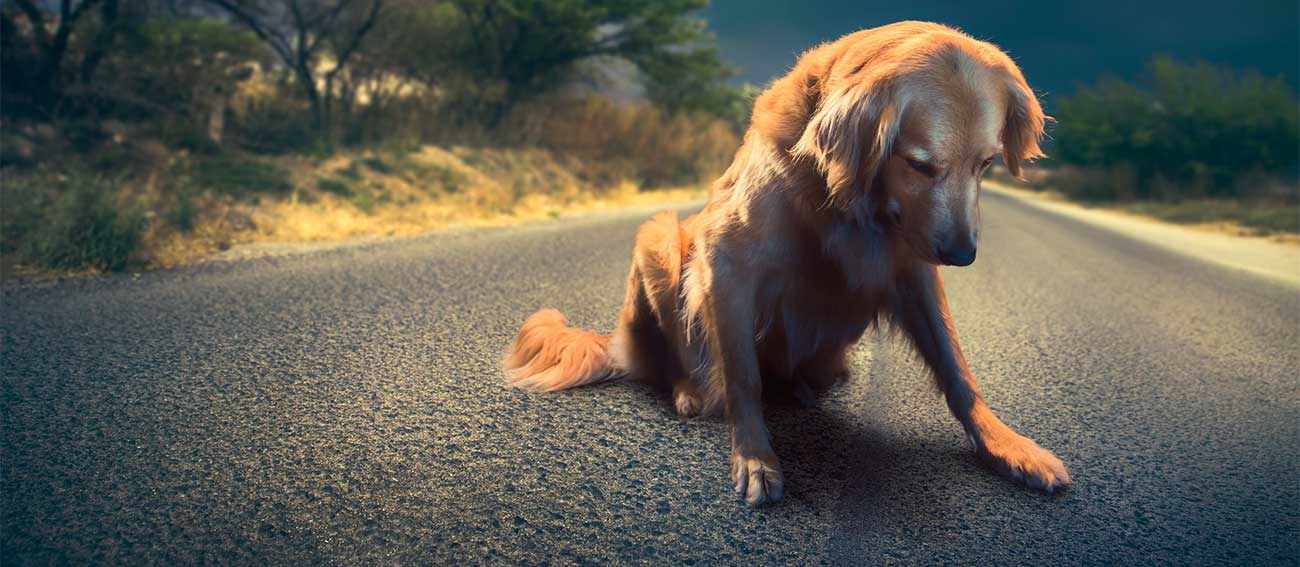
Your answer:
504;21;1069;506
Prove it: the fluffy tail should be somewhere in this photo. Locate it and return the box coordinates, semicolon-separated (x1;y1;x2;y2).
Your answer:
503;309;619;391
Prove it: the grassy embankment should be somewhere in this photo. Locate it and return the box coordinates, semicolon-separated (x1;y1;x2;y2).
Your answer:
1028;58;1299;239
988;167;1299;240
1;99;733;280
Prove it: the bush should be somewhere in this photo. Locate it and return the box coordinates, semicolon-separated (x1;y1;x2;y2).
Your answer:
193;155;294;196
396;159;466;193
336;162;363;180
1;183;47;253
234;100;318;155
501;96;740;189
351;185;378;213
347;94;741;191
1051;57;1299;200
23;178;145;271
1051;165;1139;202
167;182;197;231
429;164;466;193
307;139;336;160
162;121;222;155
360;156;395;174
382;137;422;159
58;117;107;154
318;177;354;196
293;186;319;204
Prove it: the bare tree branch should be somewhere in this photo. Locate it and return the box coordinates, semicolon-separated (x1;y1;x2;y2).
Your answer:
203;0;387;135
325;0;382;81
204;0;295;65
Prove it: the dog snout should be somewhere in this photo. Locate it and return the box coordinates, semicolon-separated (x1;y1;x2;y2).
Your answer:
937;239;977;266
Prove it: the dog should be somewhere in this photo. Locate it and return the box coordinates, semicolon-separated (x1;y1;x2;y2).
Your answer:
503;21;1069;506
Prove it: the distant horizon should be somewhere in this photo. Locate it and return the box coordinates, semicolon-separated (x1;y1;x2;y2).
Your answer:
701;0;1299;102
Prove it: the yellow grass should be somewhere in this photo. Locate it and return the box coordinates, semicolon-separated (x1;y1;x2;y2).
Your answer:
140;145;710;268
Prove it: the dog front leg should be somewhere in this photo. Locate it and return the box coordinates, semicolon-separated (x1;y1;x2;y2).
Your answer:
701;258;783;506
892;264;1070;492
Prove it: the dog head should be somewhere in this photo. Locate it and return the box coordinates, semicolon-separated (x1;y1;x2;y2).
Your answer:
785;23;1046;266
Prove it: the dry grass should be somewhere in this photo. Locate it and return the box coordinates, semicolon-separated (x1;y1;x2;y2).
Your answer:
4;95;739;278
988;174;1300;245
137;145;709;268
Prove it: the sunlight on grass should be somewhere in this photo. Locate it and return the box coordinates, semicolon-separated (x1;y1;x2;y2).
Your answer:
138;146;707;267
1114;200;1299;236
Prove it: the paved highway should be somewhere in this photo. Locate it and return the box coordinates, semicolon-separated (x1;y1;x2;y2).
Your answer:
3;191;1297;565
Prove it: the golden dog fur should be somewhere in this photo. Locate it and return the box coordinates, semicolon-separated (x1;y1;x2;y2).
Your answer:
504;21;1069;506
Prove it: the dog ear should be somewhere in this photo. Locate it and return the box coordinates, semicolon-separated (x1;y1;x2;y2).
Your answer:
1001;75;1048;180
791;79;902;209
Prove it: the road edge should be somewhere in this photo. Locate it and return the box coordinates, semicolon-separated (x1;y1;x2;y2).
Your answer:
985;182;1300;288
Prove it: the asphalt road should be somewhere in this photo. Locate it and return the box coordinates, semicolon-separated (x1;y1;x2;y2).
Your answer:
3;191;1298;565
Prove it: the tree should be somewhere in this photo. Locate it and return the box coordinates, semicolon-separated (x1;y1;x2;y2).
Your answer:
640;44;754;130
203;0;385;136
352;0;460;91
2;0;122;112
119;17;269;144
447;0;725;125
1052;57;1299;199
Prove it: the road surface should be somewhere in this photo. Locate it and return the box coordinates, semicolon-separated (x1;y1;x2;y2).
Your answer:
3;191;1297;565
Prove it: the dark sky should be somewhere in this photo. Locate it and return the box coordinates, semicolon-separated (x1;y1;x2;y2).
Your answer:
700;0;1299;103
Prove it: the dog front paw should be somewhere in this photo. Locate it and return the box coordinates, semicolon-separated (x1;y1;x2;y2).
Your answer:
975;432;1071;493
731;451;784;506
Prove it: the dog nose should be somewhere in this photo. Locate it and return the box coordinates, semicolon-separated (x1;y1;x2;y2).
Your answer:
937;242;977;266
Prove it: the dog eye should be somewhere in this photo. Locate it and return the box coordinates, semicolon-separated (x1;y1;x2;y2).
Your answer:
980;156;995;171
906;158;937;177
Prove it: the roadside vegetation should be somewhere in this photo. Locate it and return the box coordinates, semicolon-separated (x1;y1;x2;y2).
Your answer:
4;5;1295;278
1;0;754;276
1012;57;1299;236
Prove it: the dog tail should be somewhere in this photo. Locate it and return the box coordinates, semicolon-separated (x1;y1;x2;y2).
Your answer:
503;308;620;392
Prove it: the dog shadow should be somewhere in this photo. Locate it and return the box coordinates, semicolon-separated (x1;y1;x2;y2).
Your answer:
626;381;988;529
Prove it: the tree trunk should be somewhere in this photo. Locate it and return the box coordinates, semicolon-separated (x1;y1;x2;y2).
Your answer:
323;73;335;141
77;0;119;83
295;63;324;136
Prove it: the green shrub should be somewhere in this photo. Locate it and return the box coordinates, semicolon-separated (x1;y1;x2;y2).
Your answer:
351;186;375;213
193;156;294;196
293;186;319;204
59;117;107;153
161;121;222;154
23;178;145;271
1;184;47;253
459;150;484;168
235;102;317;155
499;96;739;189
308;139;336;160
382;137;421;158
318;177;354;196
88;144;141;173
168;182;197;231
103;18;269;124
399;160;466;193
1052;57;1299;200
360;156;395;174
337;163;363;180
1051;165;1139;202
433;165;465;193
